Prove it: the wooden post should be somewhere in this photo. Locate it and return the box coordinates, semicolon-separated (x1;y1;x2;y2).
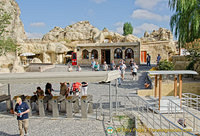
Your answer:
179;74;182;107
179;75;182;99
159;75;162;110
154;75;158;97
174;75;177;97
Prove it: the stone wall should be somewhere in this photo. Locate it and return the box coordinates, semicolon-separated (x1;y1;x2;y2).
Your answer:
77;43;140;66
140;41;177;64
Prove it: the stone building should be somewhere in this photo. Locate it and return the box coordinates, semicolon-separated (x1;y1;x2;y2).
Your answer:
76;42;140;65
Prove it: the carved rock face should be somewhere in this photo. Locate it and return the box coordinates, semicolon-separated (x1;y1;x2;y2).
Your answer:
0;0;27;42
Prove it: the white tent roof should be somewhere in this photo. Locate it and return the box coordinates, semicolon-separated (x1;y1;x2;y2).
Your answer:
148;70;198;75
20;52;35;57
0;71;121;84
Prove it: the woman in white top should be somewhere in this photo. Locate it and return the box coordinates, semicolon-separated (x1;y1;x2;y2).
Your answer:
131;62;139;80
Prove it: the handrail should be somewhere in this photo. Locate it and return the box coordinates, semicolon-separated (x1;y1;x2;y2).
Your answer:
127;95;196;135
169;99;200;120
96;94;196;135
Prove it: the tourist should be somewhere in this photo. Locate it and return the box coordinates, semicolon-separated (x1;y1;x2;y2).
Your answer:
68;64;73;72
129;58;134;72
132;62;139;80
44;83;54;103
14;97;30;136
71;82;82;96
81;82;88;96
119;61;126;80
110;60;116;70
94;61;100;71
76;65;81;72
58;82;70;101
157;54;161;65
102;61;108;71
117;66;122;85
147;54;151;66
91;59;96;71
30;86;44;103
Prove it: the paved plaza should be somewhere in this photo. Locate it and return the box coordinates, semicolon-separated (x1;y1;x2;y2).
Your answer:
0;65;152;136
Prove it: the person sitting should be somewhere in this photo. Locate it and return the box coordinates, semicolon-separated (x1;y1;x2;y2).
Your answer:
102;61;108;71
44;83;53;103
94;62;100;71
31;87;44;103
76;65;81;72
68;64;73;72
71;82;82;96
81;82;88;96
58;82;70;102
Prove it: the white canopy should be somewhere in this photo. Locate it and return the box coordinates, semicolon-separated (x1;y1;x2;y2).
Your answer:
20;52;35;57
148;70;198;75
0;71;121;84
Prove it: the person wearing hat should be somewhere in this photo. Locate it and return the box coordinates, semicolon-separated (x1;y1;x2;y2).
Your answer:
14;97;30;136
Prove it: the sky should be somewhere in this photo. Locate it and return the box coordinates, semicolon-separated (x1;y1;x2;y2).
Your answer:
15;0;174;39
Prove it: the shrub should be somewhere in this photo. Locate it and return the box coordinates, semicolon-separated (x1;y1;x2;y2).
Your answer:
158;60;174;70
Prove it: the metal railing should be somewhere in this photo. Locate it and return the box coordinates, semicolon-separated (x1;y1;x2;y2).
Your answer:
182;93;200;112
96;94;196;135
167;99;200;134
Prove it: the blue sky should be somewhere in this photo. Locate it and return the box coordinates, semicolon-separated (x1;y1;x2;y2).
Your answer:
16;0;173;39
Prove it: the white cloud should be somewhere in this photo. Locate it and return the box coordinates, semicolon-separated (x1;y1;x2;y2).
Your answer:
134;0;161;9
91;0;106;4
114;22;124;34
26;32;44;39
133;23;159;36
131;9;170;22
30;22;46;27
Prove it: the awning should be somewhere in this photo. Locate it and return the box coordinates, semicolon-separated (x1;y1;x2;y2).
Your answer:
0;71;121;84
20;52;35;57
148;70;198;75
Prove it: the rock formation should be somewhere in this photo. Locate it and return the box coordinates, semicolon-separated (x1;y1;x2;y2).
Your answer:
0;0;27;42
42;21;140;44
141;28;173;42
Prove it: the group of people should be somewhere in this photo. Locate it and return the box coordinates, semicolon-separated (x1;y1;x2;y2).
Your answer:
146;54;162;66
14;81;89;136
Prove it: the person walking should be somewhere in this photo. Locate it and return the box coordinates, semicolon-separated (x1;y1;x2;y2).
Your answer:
14;97;30;136
132;62;139;80
157;54;161;65
146;54;151;67
129;58;134;72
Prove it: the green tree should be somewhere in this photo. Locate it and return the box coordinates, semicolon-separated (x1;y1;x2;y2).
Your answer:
169;0;200;47
123;22;133;36
0;7;18;56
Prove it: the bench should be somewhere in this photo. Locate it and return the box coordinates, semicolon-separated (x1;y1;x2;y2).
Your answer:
0;94;11;111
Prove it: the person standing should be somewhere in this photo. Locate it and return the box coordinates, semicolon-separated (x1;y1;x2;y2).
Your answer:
14;97;30;136
146;54;151;66
102;61;108;71
132;62;139;80
157;54;161;65
91;59;96;71
119;61;126;80
110;60;116;70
